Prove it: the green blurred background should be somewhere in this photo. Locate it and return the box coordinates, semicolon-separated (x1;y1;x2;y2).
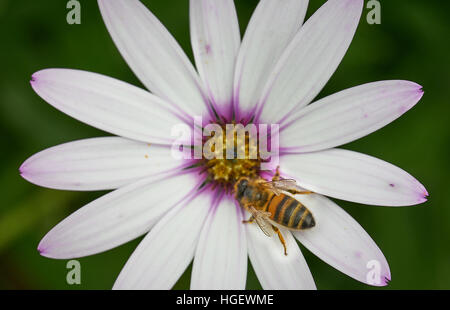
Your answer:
0;0;449;289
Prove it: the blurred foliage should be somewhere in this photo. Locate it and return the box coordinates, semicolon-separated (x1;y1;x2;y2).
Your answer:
0;0;449;289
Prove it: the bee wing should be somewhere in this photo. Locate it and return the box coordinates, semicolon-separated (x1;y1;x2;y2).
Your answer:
254;215;274;237
260;182;282;196
262;179;304;194
248;206;274;237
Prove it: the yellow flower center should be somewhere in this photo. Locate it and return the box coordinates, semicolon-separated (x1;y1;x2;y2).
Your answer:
201;122;261;190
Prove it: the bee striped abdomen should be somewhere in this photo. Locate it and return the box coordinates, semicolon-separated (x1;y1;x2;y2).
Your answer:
282;199;299;226
266;194;315;230
292;204;315;230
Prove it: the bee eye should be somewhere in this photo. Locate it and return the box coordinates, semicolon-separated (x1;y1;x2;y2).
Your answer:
239;180;248;190
236;179;248;198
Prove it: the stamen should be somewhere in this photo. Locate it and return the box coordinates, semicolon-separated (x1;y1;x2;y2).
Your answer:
198;118;262;191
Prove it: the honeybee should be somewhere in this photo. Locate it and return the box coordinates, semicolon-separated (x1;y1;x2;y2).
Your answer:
234;168;315;255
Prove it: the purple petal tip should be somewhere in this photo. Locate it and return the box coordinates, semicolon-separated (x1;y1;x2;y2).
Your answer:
37;245;44;255
37;242;52;257
19;163;26;177
419;186;429;202
417;194;428;204
18;161;30;179
415;85;424;98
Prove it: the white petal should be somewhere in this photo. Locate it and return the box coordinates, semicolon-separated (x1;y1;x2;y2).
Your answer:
37;173;198;259
98;0;207;116
31;69;186;145
191;198;247;289
190;0;240;112
258;0;364;124
20;137;183;191
246;219;316;290
113;192;211;289
281;81;424;152
233;0;308;117
281;149;428;206
292;193;391;286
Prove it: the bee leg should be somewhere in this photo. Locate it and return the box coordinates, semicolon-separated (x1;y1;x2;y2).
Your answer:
288;189;314;195
272;225;288;256
272;166;281;181
242;215;255;224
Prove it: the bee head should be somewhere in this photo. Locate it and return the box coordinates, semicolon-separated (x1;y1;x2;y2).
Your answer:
235;177;249;200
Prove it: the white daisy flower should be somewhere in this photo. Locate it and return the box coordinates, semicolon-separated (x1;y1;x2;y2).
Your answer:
20;0;427;290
